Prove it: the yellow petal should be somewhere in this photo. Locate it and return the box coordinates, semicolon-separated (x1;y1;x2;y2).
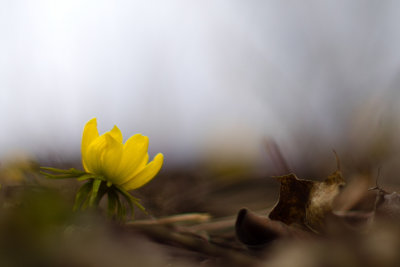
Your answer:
119;153;149;184
81;118;99;172
84;133;124;180
84;134;107;174
108;125;123;144
122;153;164;191
117;134;149;183
130;153;149;177
101;133;124;183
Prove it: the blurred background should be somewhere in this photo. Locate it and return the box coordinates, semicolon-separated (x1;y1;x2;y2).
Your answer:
1;0;400;177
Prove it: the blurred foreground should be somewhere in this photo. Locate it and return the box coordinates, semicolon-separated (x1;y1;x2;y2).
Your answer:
1;132;400;267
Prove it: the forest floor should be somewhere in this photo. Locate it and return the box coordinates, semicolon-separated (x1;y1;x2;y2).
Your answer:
1;157;400;267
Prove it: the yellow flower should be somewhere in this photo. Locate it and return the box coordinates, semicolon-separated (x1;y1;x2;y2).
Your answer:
40;118;164;219
81;118;164;191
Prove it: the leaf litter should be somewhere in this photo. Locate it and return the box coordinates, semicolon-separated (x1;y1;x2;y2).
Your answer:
3;154;400;266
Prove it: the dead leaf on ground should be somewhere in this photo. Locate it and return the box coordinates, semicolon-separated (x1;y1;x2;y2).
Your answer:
269;170;345;232
267;174;313;227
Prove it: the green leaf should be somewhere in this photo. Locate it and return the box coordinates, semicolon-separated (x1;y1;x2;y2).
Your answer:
73;180;93;211
130;195;146;214
41;167;86;175
76;174;97;181
115;194;126;222
94;182;109;207
107;190;118;218
40;167;72;173
40;172;78;179
40;167;89;179
114;186;133;216
115;185;147;214
88;179;102;208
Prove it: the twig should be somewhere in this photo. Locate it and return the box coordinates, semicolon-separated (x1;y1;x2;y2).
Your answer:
127;213;211;226
126;223;258;266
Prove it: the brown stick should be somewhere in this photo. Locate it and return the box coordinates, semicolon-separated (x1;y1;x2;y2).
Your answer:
127;213;211;226
126;223;258;266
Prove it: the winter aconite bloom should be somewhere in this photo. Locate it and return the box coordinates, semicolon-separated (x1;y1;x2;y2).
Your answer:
41;118;164;220
82;118;163;191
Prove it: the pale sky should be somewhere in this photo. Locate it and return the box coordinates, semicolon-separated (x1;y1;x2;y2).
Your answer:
1;1;400;166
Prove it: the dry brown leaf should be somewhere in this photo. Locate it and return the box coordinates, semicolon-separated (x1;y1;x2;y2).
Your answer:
269;170;345;232
306;170;346;230
268;174;313;226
